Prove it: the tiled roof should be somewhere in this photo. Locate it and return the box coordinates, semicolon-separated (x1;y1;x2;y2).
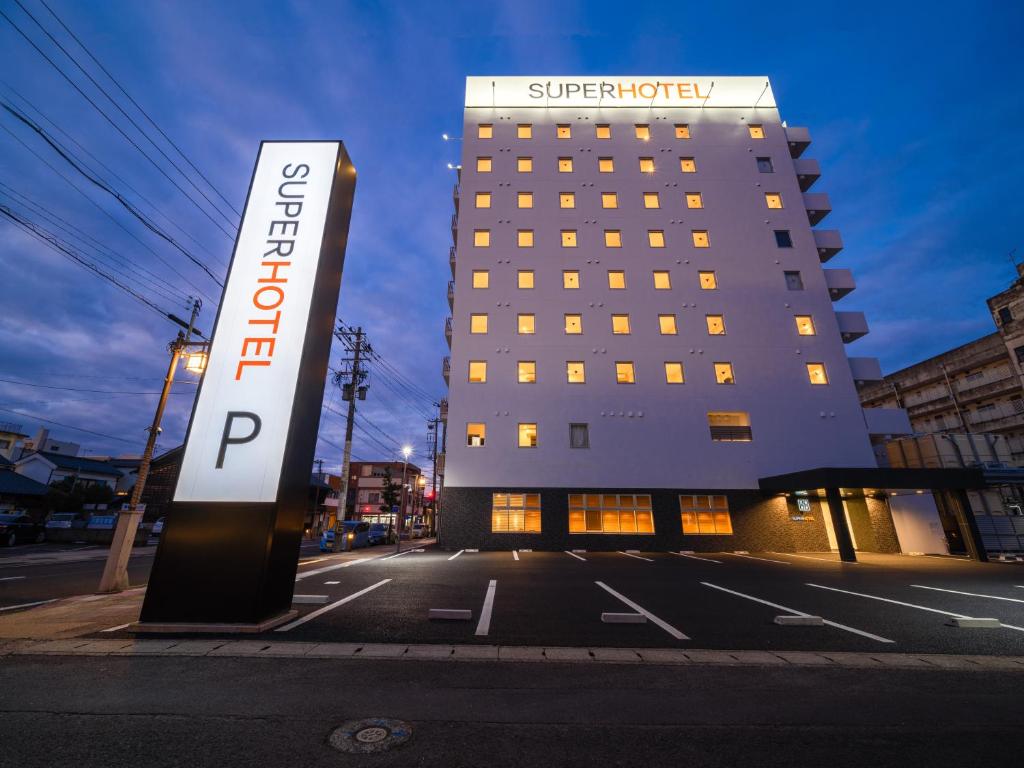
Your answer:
23;451;124;476
0;470;49;496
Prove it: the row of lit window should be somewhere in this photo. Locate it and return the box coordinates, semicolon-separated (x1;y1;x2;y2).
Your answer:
465;312;817;337
476;156;700;174
467;268;807;292
463;359;829;386
472;228;705;248
474;190;785;210
477;122;766;141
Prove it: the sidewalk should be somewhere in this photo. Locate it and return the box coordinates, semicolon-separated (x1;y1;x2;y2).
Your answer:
0;587;145;639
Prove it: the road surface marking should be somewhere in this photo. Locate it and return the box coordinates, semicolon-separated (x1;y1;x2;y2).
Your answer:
702;582;893;643
771;552;846;564
594;581;688;640
0;576;27;581
564;550;587;562
725;552;791;565
919;555;972;563
298;557;329;566
912;585;1024;604
618;551;654;562
324;581;340;585
100;623;132;633
671;552;722;564
448;550;464;561
512;550;519;561
276;579;392;631
295;559;370;580
475;580;497;636
807;583;1024;633
378;549;419;561
0;599;56;613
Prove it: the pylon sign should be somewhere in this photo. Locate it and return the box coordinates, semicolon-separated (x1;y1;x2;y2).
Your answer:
141;141;356;628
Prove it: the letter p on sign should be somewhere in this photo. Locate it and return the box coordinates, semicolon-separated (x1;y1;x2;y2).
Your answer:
217;412;262;468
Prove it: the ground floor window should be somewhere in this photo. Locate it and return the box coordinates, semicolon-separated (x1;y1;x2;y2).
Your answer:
680;495;733;534
569;494;654;534
492;493;541;533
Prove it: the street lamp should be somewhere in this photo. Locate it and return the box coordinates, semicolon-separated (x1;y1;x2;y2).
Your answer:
396;445;412;553
184;349;208;374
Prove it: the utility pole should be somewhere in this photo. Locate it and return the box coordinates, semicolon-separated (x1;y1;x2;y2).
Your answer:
99;299;203;593
427;409;441;536
331;325;368;538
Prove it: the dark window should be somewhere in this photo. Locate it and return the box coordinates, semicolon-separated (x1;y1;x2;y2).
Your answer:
1014;346;1024;364
570;423;589;449
998;306;1013;324
756;157;774;173
784;271;804;290
774;230;793;248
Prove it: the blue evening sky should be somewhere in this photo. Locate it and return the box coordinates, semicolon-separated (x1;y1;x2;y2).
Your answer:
0;0;1021;469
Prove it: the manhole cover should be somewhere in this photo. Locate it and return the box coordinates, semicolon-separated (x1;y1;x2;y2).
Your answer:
329;718;412;754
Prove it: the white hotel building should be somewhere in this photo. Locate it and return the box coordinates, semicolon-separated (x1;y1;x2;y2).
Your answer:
440;76;918;555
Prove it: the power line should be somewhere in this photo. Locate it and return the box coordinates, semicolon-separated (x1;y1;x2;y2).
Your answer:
0;405;137;444
355;411;402;449
0;376;194;395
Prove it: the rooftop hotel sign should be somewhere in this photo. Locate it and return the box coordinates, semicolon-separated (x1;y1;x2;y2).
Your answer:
141;141;356;628
465;76;776;109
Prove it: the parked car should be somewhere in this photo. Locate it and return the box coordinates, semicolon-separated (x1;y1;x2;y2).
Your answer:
411;524;427;539
320;521;370;552
0;514;45;546
151;518;165;538
368;523;393;545
45;512;83;530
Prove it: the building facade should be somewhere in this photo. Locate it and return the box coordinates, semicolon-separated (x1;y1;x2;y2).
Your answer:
345;460;425;529
441;75;897;551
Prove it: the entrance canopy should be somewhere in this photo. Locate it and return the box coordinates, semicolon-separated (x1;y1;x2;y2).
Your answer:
758;466;985;494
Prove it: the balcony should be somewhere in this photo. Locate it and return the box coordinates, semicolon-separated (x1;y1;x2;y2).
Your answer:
449;245;456;277
813;229;843;262
823;268;856;301
792;158;820;191
957;372;1020;404
836;311;869;343
442;356;450;386
439;398;448;422
784;126;811;158
862;407;913;436
444;316;453;347
452;183;460;210
447;279;454;310
450;212;458;242
849;357;883;383
803;192;831;225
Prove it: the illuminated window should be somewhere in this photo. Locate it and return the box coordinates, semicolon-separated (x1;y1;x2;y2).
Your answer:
675;124;690;139
686;192;703;209
765;192;783;209
643;192;660;209
659;314;677;335
518;422;538;448
706;315;725;335
680;495;733;534
467;422;486;447
517;157;533;173
567;361;586;383
478;124;493;139
470;314;488;334
518;123;532;139
518;191;533;208
680;157;696;173
708;411;751;441
795;315;816;336
556;124;571;139
596;124;611;139
611;314;630;335
785;271;804;290
518;270;534;289
564;314;582;334
474;229;490;247
468;361;487;383
635;124;650;140
714;362;735;384
757;157;773;173
563;270;580;289
475;192;491;208
604;230;622;248
558;157;573;173
639;157;655;174
807;363;829;385
568;493;653;534
561;230;578;247
570;423;589;449
653;271;671;290
665;362;685;384
748;124;765;139
698;271;717;290
472;270;489;289
518;361;536;383
518;314;536;335
518;230;534;247
560;192;575;209
601;192;618;209
599;157;614;173
607;270;626;289
692;230;709;248
648;230;665;248
476;156;492;173
616;362;636;384
492;493;540;533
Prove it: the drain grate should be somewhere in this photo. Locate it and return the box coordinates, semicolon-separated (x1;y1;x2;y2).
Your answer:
329;718;412;754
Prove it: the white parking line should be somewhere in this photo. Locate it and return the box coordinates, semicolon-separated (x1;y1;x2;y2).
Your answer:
298;557;329;566
771;552;847;564
512;550;519;561
726;553;791;565
0;576;27;581
594;581;688;640
0;599;56;613
276;579;392;631
671;552;722;564
448;550;464;561
100;623;132;633
324;581;340;585
701;582;894;643
378;549;419;561
618;551;654;562
475;580;497;636
295;558;370;580
564;550;587;562
912;584;1024;604
807;583;1024;633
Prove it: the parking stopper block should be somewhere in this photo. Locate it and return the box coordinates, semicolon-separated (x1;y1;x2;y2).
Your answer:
601;612;647;624
428;609;472;621
774;615;824;626
947;617;1001;628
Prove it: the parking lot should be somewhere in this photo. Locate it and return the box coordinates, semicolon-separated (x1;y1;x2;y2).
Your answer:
136;545;1024;655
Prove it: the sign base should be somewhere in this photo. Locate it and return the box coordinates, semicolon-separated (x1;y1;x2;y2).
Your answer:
132;610;298;635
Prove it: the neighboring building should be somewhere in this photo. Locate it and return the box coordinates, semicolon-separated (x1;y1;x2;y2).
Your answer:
19;428;81;459
0;469;49;515
440;75;909;552
139;446;184;523
345;460;424;528
0;422;28;461
14;451;123;491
